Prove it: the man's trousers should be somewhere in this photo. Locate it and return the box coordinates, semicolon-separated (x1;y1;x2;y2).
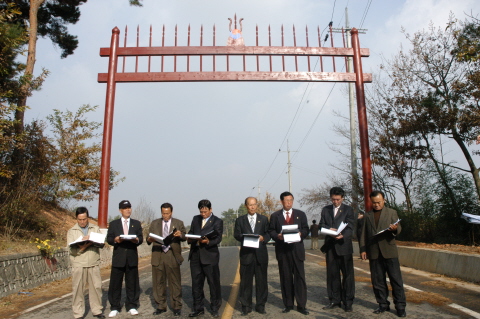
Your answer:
72;266;103;318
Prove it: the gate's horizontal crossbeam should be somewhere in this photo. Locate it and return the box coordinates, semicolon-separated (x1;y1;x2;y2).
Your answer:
97;71;372;83
99;46;369;57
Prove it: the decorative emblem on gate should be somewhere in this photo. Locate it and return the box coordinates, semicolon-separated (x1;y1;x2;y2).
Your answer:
227;14;244;46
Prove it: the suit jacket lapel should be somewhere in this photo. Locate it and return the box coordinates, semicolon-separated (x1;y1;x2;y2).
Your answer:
378;208;389;231
370;212;378;233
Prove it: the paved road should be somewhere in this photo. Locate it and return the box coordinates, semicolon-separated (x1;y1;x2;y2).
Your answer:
15;245;480;319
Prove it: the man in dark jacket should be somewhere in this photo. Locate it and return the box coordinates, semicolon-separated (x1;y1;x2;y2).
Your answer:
360;191;406;317
320;187;355;312
187;199;223;318
234;197;271;315
106;200;143;317
268;191;309;315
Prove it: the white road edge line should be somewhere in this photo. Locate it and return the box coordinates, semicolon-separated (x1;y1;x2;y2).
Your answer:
448;303;480;319
18;250;190;316
309;252;480;318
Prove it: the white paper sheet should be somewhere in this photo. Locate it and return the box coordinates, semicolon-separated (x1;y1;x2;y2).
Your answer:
243;235;260;248
320;222;348;236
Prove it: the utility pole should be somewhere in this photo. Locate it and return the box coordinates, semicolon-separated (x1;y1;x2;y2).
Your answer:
280;140;297;193
332;8;367;214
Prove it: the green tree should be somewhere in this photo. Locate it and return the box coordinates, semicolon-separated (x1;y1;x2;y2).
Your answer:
46;104;123;202
380;15;480;201
0;0;142;133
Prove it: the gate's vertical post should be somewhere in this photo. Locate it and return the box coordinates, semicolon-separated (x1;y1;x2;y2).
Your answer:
98;27;120;229
351;28;373;212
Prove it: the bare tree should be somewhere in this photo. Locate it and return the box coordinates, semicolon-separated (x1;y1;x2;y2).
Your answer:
133;196;157;226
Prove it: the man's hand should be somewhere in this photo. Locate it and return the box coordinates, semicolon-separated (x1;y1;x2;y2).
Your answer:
82;235;90;241
114;236;123;244
329;228;339;239
173;230;182;237
130;237;139;244
388;224;398;232
199;237;209;245
259;235;264;242
277;233;284;241
335;234;344;240
147;236;155;243
78;241;92;251
361;252;367;260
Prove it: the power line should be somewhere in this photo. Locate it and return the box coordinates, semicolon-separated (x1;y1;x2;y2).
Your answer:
359;0;373;28
255;0;341;191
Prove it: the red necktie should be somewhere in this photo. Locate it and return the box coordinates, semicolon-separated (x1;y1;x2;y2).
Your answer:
285;212;290;224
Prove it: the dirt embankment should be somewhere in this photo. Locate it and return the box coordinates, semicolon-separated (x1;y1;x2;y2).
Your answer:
397;241;480;255
0;208;100;256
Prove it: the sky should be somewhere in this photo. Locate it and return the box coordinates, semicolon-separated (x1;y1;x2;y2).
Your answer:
26;0;480;223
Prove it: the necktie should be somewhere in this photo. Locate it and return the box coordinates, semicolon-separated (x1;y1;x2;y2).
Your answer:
123;220;128;235
334;207;339;217
202;219;206;229
285;212;290;224
250;216;255;233
162;222;170;253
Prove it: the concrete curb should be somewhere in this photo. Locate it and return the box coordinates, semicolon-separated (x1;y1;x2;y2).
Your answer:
307;239;480;284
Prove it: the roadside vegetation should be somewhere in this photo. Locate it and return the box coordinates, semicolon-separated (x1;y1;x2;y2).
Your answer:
299;14;480;246
0;1;141;249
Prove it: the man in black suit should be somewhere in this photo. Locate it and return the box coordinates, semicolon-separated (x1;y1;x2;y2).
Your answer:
187;199;224;318
268;191;309;315
360;191;406;317
106;200;143;317
234;197;270;315
320;187;355;312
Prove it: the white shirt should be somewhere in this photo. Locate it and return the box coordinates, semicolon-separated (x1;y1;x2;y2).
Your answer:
283;209;292;220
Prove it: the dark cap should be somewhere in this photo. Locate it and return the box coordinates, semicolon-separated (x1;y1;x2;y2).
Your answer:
119;200;132;209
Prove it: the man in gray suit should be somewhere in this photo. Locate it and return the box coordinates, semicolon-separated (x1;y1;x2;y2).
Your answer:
147;203;186;317
234;197;270;315
360;191;406;317
320;187;355;312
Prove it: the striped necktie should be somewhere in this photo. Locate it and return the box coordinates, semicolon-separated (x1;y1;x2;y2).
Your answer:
249;216;255;233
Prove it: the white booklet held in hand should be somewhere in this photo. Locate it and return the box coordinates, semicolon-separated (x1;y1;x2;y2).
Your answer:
320;222;348;236
281;225;301;243
120;234;137;240
69;232;106;248
185;234;202;239
243;234;260;248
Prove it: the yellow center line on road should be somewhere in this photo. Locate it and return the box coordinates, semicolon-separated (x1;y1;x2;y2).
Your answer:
221;260;241;319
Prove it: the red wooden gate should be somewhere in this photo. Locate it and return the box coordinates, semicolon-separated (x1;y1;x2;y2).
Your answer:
97;16;372;227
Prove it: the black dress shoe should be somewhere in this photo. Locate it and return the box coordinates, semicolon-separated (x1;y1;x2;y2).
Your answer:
93;314;105;319
297;307;310;315
255;307;266;314
173;309;181;316
153;309;167;315
282;307;293;313
397;309;406;317
211;310;219;318
373;306;390;314
344;305;353;312
240;307;252;316
188;310;205;317
323;303;341;310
